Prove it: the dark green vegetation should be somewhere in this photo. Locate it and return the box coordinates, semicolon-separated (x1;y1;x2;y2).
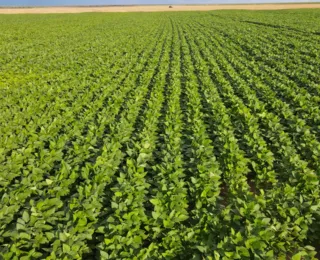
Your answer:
0;9;320;260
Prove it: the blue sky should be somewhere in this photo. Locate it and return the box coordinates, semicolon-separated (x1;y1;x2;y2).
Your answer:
0;0;316;6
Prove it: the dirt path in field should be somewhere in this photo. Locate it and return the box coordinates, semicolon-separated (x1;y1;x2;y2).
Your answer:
1;4;320;14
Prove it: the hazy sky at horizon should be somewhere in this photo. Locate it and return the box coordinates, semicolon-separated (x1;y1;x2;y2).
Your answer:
0;0;316;6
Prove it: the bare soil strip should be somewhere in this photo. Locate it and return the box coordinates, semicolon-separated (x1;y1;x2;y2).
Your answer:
1;4;320;14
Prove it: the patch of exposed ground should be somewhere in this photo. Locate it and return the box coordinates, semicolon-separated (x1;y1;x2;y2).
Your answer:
1;4;320;14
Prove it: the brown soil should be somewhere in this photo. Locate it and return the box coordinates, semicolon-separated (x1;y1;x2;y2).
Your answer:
0;4;320;14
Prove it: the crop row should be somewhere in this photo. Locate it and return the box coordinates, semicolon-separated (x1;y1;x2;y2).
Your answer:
0;10;320;259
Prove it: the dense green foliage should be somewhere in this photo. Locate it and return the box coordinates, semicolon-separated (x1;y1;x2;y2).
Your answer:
0;9;320;259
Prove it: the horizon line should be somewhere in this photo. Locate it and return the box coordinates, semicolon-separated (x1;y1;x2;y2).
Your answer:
1;2;319;8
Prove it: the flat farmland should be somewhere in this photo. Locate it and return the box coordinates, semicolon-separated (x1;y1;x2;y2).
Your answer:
0;9;320;259
1;4;320;13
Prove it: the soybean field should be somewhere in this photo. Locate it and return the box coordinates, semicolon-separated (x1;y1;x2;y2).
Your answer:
1;9;320;259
